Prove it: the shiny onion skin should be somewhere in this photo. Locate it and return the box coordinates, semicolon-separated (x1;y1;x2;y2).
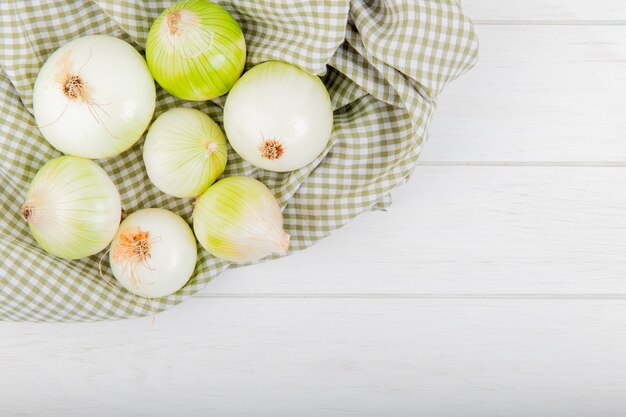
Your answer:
143;107;227;198
21;156;122;259
193;176;290;262
109;208;197;298
33;35;156;159
223;61;333;172
146;0;246;101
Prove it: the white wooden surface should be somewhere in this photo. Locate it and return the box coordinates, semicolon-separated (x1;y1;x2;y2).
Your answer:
2;1;626;416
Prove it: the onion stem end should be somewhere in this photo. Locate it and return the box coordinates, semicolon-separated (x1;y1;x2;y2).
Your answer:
259;139;284;160
21;203;33;222
167;10;182;35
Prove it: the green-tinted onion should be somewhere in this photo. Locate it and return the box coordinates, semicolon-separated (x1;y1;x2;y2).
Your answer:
143;107;227;198
21;156;121;259
193;176;290;262
146;0;246;101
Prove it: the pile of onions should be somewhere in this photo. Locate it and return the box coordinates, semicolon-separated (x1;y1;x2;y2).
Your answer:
33;35;156;159
146;0;246;101
143;107;227;198
109;208;197;298
22;2;341;302
21;156;121;259
223;61;334;172
193;176;290;262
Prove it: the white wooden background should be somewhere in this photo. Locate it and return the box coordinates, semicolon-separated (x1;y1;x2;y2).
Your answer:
2;1;626;416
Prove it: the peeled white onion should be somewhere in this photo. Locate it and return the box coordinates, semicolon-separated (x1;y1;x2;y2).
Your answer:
223;61;334;172
109;208;197;298
143;107;227;198
33;35;156;159
193;176;290;262
21;156;121;259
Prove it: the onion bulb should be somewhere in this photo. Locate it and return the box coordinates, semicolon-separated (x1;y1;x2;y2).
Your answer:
33;35;156;159
109;208;197;298
143;107;227;198
146;0;246;101
223;61;333;172
193;176;290;262
21;156;121;259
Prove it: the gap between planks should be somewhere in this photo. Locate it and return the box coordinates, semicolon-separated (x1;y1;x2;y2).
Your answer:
474;20;626;26
194;293;626;300
416;161;626;167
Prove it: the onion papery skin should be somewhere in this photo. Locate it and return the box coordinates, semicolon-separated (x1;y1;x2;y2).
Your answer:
33;35;156;159
22;156;122;259
223;61;333;172
146;0;246;101
143;107;227;198
109;208;197;298
193;176;290;262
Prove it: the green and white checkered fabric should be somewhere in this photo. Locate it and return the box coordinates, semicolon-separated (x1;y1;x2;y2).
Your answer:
0;0;478;322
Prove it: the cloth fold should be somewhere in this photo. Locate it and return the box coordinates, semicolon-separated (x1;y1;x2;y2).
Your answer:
0;0;478;322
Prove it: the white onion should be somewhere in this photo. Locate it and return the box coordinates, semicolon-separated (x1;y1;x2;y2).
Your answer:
143;107;227;198
21;156;121;259
193;176;290;262
223;61;334;172
33;35;156;159
109;208;197;298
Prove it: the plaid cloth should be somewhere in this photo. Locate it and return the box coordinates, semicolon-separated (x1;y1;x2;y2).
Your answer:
0;0;478;322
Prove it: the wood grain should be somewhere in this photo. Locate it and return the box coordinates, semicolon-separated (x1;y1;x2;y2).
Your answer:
205;166;626;296
464;0;626;22
2;298;626;417
4;2;626;416
424;25;626;163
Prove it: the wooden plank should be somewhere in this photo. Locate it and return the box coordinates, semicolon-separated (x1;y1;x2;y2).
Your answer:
463;0;626;22
2;298;626;416
202;166;626;296
424;26;626;163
